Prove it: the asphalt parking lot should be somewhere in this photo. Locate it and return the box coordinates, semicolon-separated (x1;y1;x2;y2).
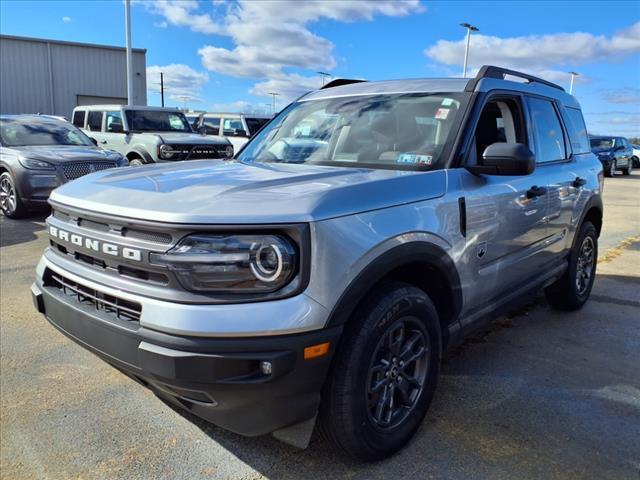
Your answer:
1;173;639;480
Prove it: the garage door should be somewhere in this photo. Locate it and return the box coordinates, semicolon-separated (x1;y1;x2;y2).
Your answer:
76;95;127;106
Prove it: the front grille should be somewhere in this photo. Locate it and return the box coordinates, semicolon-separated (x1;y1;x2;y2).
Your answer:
45;269;142;322
186;145;223;160
61;161;116;180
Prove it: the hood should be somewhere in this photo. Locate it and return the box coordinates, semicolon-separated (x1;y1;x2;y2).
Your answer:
49;160;447;224
157;132;230;145
15;145;122;164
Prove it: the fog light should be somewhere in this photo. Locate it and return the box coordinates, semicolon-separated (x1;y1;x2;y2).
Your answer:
260;361;273;375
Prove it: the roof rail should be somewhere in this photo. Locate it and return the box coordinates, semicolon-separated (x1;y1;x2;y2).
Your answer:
320;78;367;90
464;65;565;92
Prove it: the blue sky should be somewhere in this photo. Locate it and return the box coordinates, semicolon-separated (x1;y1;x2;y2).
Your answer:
1;0;638;135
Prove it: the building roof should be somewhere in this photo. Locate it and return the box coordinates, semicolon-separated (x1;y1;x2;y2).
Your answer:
0;34;146;54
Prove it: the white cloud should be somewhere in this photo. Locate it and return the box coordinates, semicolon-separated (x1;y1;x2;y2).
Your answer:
146;64;209;103
210;100;269;114
62;16;73;23
142;0;424;102
425;22;640;81
154;21;168;28
602;87;640;104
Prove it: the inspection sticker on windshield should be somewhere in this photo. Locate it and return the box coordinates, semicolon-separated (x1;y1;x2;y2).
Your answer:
435;108;450;119
441;98;454;106
397;153;433;165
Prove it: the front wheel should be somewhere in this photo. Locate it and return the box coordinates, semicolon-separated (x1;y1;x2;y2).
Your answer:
0;172;27;218
545;221;597;311
319;281;441;461
129;158;145;167
621;160;633;176
604;160;616;177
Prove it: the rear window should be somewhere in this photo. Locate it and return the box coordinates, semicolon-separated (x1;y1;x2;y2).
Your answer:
87;111;103;132
72;110;85;128
563;107;590;154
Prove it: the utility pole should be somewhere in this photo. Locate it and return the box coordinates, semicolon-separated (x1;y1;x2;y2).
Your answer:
317;71;331;86
160;72;164;107
460;22;479;78
568;71;579;95
268;92;279;114
124;0;133;105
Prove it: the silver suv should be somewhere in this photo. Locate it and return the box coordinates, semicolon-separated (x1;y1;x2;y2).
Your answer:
33;66;603;461
72;105;234;166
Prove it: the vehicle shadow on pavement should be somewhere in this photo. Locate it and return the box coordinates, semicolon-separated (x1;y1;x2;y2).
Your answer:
158;278;640;480
0;212;49;248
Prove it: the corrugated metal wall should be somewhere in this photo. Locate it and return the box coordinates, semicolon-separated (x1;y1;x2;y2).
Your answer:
0;36;147;119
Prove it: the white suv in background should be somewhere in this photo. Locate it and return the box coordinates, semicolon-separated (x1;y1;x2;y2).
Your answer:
187;112;272;151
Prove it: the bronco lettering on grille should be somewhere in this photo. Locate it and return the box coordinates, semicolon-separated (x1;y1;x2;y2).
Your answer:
49;226;142;262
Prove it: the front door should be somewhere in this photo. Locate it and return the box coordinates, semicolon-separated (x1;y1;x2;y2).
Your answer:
460;95;550;315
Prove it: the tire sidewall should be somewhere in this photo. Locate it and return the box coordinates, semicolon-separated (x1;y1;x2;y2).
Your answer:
1;172;21;218
326;283;441;459
568;222;598;304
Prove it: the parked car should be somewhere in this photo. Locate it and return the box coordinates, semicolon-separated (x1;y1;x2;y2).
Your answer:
589;135;633;176
72;105;234;166
0;114;126;218
186;112;272;152
631;143;640;168
33;66;603;460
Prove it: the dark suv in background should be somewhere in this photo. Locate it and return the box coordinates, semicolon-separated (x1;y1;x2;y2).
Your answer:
590;135;633;176
0;115;126;218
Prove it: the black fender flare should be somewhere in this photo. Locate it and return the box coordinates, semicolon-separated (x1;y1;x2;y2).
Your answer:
325;242;462;330
126;148;154;164
573;194;603;246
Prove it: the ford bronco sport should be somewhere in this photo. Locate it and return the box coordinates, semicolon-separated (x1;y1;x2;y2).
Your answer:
33;66;603;461
72;105;234;166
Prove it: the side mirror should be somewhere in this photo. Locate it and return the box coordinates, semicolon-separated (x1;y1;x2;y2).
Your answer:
197;125;207;135
89;137;98;146
467;142;535;176
234;129;248;137
108;123;124;133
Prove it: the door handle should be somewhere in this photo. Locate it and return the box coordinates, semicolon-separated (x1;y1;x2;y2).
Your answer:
99;140;107;144
573;177;586;188
526;185;547;199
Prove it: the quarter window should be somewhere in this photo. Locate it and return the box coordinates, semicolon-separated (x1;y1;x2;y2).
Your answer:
72;110;86;128
87;111;103;132
528;98;567;163
563;107;590;154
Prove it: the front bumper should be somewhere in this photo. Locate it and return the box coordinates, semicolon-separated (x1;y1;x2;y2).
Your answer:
31;277;342;437
14;170;61;208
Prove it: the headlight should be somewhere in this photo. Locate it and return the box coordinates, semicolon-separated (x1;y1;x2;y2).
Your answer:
158;144;175;159
18;157;55;170
224;145;234;158
150;234;297;293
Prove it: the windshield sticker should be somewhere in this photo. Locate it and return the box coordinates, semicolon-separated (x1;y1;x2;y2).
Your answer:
435;108;450;120
441;98;454;106
397;153;433;165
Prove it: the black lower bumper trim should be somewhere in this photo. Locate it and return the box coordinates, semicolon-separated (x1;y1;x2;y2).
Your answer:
33;281;342;436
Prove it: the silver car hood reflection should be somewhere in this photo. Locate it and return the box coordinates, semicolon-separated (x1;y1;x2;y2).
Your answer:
49;160;447;223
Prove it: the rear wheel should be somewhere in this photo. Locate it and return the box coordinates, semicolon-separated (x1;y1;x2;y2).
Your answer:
545;221;597;311
319;281;441;461
0;172;27;219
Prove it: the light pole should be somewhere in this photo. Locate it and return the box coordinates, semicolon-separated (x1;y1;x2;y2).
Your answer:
160;72;164;107
568;71;579;95
124;0;133;105
268;92;279;114
317;71;331;86
460;22;479;78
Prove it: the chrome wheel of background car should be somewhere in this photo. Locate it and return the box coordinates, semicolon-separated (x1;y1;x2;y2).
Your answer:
129;159;144;167
0;176;16;215
366;317;429;430
576;236;595;296
610;161;616;177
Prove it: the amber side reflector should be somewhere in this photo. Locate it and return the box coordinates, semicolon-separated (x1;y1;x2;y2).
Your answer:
304;342;330;360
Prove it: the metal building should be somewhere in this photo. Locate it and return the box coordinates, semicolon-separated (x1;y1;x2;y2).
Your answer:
0;34;147;119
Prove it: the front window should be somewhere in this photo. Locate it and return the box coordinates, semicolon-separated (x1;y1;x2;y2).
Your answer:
0;118;94;147
237;93;468;170
245;117;270;135
125;110;192;132
590;137;615;149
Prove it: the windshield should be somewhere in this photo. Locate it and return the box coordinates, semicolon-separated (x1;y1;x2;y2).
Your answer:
0;118;93;147
590;137;615;149
237;93;468;170
245;117;270;135
125;110;192;132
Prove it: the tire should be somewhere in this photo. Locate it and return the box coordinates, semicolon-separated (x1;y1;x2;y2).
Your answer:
604;160;616;177
632;156;639;168
0;172;27;219
129;158;145;167
621;161;632;176
545;221;597;311
319;281;441;461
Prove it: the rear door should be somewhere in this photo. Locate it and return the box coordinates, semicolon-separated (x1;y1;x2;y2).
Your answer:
460;93;550;313
525;96;578;258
